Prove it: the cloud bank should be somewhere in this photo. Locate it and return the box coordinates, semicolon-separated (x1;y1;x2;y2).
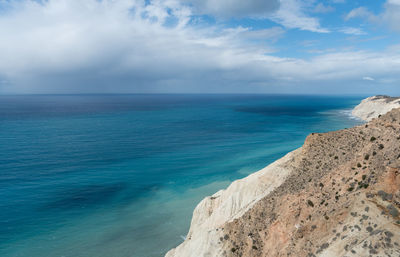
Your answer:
0;0;398;94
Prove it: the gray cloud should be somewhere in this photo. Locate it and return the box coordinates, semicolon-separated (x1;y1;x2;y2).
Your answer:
187;0;329;33
186;0;280;18
0;0;284;93
0;0;399;95
382;0;400;32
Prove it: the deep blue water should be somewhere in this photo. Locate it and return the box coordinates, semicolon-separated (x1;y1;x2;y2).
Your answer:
0;94;363;257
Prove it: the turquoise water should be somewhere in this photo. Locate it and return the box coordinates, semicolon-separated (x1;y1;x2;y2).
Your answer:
0;95;363;257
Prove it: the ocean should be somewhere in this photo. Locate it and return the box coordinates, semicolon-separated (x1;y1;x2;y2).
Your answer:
0;94;363;257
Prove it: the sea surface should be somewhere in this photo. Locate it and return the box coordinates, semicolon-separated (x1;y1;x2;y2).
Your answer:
0;94;364;257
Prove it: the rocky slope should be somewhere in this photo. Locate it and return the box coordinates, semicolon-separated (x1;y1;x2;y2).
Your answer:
166;100;400;257
352;95;400;121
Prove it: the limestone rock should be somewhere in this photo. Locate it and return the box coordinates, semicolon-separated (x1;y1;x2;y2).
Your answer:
352;95;400;121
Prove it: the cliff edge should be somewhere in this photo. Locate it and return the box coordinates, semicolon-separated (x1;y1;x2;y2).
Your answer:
352;95;400;121
166;97;400;257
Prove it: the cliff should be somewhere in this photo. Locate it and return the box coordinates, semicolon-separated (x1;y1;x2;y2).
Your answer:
352;95;400;121
166;97;400;257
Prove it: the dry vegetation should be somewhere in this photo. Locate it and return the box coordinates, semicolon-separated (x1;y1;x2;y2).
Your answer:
219;108;400;257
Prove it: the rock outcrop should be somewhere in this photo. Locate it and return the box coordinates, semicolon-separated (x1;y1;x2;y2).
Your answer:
166;98;400;257
352;95;400;121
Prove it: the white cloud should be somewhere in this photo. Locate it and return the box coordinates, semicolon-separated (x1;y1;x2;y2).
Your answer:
363;76;375;81
270;0;329;33
345;7;374;21
339;27;366;35
223;26;285;43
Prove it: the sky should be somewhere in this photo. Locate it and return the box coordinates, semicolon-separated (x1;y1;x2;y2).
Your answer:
0;0;399;95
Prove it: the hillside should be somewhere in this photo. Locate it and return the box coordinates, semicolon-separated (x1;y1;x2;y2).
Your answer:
166;99;400;257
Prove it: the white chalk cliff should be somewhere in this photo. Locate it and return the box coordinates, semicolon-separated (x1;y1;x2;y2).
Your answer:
165;149;299;257
352;95;400;121
166;96;400;257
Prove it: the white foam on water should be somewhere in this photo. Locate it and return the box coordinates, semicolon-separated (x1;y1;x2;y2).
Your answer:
319;108;364;122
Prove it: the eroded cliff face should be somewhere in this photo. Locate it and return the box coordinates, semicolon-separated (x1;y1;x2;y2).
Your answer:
352;95;400;121
166;102;400;257
165;149;300;257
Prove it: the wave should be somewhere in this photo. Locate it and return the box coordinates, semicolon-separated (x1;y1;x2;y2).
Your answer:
319;108;364;122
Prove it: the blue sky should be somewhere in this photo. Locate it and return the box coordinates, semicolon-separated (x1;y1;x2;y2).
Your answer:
0;0;399;94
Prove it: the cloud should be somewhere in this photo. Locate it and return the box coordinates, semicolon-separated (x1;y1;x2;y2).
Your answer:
345;1;400;32
270;0;329;33
345;7;374;21
339;27;366;35
300;40;320;47
381;0;400;32
363;76;375;81
0;0;399;94
187;0;329;34
186;0;280;18
223;26;285;43
0;0;288;93
387;0;400;4
313;3;335;14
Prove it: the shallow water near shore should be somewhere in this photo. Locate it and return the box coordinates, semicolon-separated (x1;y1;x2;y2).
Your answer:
0;94;363;257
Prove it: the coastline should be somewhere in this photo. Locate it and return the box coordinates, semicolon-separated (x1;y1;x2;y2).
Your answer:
1;95;364;257
166;96;400;257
